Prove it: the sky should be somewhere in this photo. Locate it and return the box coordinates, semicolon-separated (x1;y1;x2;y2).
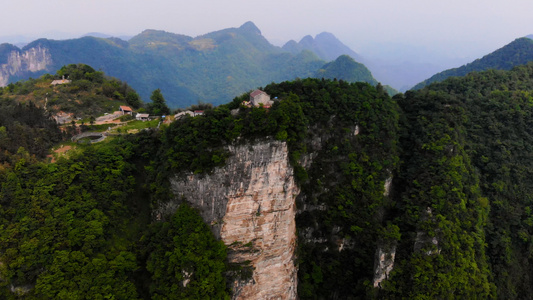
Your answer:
2;0;533;73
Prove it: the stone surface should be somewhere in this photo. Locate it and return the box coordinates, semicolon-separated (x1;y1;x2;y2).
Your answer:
0;46;51;86
373;176;396;288
373;245;396;288
164;140;299;299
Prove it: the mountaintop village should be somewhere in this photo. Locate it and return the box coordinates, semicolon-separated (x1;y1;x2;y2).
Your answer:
50;76;276;146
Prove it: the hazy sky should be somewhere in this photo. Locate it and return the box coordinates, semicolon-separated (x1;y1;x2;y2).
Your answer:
2;0;533;64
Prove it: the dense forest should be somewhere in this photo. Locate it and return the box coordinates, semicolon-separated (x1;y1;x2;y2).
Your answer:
0;99;62;164
391;64;533;298
3;63;533;298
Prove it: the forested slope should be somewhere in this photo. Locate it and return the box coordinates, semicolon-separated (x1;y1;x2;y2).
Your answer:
2;63;141;119
3;64;533;298
314;55;378;86
413;37;533;90
0;99;62;164
384;62;533;298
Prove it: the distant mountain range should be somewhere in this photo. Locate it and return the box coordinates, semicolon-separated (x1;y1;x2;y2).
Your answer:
0;22;379;108
413;37;533;90
283;32;363;62
82;32;133;41
5;26;533;97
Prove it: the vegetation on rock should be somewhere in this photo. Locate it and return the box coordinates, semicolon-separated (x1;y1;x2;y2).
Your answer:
3;62;533;298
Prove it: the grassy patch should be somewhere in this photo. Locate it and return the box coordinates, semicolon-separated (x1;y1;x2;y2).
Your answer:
110;120;160;133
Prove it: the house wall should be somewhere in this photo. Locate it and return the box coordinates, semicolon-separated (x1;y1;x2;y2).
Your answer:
252;93;271;106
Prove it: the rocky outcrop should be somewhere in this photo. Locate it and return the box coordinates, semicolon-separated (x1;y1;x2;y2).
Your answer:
163;140;298;299
9;284;33;296
0;46;51;86
373;244;396;288
373;176;396;288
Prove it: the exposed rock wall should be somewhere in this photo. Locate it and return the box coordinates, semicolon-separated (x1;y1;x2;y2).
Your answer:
0;46;51;86
373;245;396;288
163;140;298;299
414;207;440;255
373;176;396;288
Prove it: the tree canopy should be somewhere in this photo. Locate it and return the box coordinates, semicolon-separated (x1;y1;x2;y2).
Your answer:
148;89;171;116
3;66;533;299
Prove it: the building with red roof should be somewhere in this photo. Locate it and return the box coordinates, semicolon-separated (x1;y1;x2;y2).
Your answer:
119;106;133;115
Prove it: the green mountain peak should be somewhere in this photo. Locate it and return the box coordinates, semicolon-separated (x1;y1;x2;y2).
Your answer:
239;21;261;35
315;54;377;85
413;37;533;89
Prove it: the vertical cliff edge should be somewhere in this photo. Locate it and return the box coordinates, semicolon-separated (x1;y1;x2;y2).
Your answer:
0;46;51;86
157;139;298;299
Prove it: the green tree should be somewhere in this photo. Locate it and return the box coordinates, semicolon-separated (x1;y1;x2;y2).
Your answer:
148;89;170;116
146;204;229;299
126;91;142;109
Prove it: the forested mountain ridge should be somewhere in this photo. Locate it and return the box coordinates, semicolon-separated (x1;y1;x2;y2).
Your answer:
1;64;142;121
384;62;533;298
4;63;533;298
0;100;62;166
0;22;379;108
413;37;533;89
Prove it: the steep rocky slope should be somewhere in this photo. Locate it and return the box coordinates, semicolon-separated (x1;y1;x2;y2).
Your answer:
147;78;400;298
0;45;51;85
159;140;298;299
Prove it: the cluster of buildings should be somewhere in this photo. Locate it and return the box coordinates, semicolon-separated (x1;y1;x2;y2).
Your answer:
145;89;276;121
118;106;150;121
51;79;276;123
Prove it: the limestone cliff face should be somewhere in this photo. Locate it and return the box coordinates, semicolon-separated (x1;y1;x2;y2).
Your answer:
0;46;51;86
162;140;298;299
373;176;396;288
373;245;396;288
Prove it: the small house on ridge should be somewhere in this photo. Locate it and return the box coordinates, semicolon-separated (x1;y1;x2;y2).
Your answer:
119;106;133;115
250;89;272;107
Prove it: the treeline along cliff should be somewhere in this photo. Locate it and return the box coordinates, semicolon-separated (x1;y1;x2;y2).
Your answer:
3;64;533;298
